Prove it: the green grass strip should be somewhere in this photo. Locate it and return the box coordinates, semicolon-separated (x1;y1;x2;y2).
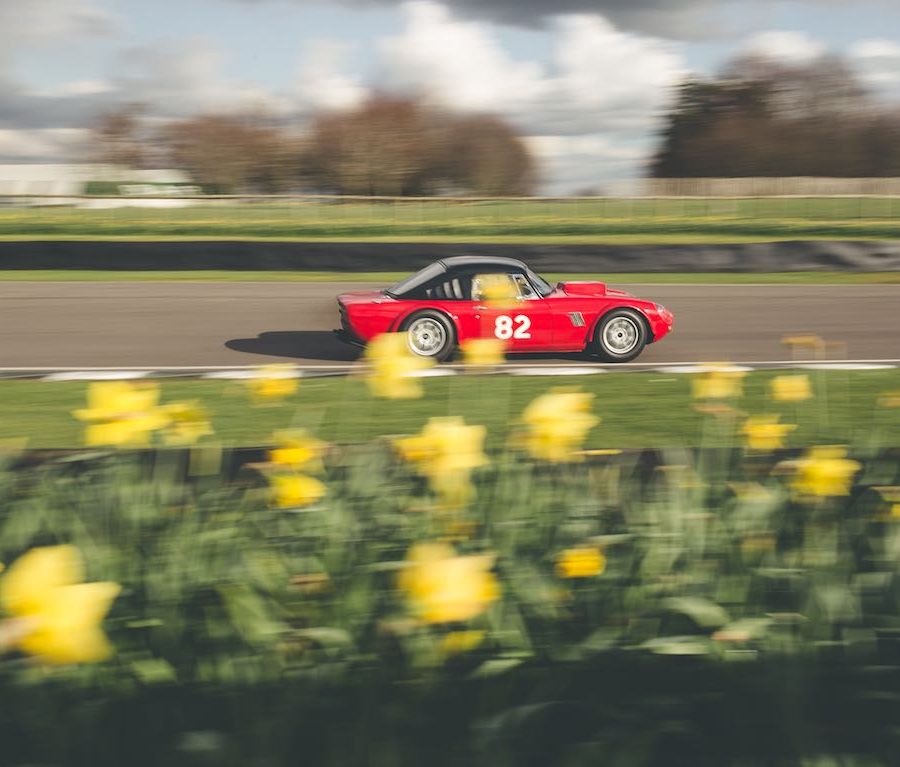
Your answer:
3;369;898;449
3;198;900;242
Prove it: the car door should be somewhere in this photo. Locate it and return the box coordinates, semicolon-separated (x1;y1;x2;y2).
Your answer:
459;272;555;351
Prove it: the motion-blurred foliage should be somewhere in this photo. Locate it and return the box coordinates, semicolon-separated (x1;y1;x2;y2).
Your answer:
0;365;899;766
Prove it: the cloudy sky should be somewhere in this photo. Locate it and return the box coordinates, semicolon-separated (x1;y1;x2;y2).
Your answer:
2;0;900;192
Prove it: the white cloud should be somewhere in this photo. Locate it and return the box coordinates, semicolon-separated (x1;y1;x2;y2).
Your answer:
548;14;683;134
849;38;900;88
379;1;547;112
741;30;827;64
527;134;649;193
553;15;682;110
113;38;290;118
295;40;367;112
375;1;683;189
0;128;91;162
0;0;115;50
32;80;116;98
850;39;900;59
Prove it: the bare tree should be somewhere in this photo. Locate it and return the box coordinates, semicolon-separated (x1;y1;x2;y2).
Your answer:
158;115;301;193
306;96;535;196
90;104;150;168
448;115;535;196
307;96;436;196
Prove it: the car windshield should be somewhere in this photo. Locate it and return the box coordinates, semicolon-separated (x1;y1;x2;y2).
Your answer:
527;269;554;297
385;262;445;297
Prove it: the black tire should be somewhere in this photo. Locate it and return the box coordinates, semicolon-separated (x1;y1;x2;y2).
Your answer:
592;309;648;363
399;310;456;362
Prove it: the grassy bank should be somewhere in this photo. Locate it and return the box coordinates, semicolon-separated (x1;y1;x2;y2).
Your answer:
3;368;898;448
3;198;900;242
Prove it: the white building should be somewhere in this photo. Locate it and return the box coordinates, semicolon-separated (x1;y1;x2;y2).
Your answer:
0;164;198;205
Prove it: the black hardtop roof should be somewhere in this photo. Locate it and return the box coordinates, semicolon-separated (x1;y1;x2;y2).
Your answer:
385;255;532;297
437;255;528;272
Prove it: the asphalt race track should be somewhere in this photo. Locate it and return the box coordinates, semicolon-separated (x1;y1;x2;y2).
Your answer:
1;282;899;369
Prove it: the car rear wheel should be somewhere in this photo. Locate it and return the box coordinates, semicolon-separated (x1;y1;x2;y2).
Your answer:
593;309;647;362
400;310;456;362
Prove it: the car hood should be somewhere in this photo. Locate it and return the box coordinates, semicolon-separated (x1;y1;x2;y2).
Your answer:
558;281;633;298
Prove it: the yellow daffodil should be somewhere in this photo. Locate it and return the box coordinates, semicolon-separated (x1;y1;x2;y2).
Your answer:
874;487;900;520
555;547;606;578
0;545;120;665
161;401;214;445
73;381;169;447
364;332;434;399
269;474;326;508
878;391;900;409
247;364;299;403
472;273;518;309
692;365;745;400
460;337;506;368
792;446;861;498
398;542;499;624
519;388;599;462
395;417;488;474
439;629;485;657
268;429;327;473
395;417;488;507
770;374;813;403
741;415;796;451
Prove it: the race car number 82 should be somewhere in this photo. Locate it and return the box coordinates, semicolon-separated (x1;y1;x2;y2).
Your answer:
494;315;531;339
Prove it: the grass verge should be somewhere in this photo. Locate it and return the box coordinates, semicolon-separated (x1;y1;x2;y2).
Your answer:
1;270;899;284
4;199;900;241
3;368;898;448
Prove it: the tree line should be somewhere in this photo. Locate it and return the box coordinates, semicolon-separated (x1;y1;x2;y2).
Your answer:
91;96;535;196
652;53;900;178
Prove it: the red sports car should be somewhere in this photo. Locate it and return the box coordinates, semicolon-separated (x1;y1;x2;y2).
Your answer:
334;256;673;362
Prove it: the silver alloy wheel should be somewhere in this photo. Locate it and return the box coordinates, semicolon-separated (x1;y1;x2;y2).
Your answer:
602;316;639;355
407;317;447;357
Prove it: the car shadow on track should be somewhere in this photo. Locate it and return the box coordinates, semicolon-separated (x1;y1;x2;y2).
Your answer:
225;331;361;362
226;331;601;366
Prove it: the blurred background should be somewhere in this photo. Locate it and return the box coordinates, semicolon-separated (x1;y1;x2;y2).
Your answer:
2;0;900;200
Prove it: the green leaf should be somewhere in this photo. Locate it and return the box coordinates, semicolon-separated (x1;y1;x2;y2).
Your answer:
469;657;526;678
294;627;354;651
660;596;730;630
217;583;286;645
639;636;712;656
130;658;177;684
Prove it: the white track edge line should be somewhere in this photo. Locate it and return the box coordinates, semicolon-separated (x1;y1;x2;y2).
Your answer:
2;358;900;373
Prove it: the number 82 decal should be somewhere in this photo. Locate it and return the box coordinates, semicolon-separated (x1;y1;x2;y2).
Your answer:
494;315;531;340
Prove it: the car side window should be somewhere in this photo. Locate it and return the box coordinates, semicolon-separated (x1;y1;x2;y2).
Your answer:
511;273;539;300
472;273;519;303
472;272;541;302
424;275;472;300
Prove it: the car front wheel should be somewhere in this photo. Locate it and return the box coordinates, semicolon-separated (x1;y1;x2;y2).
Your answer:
593;309;648;362
400;310;456;362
